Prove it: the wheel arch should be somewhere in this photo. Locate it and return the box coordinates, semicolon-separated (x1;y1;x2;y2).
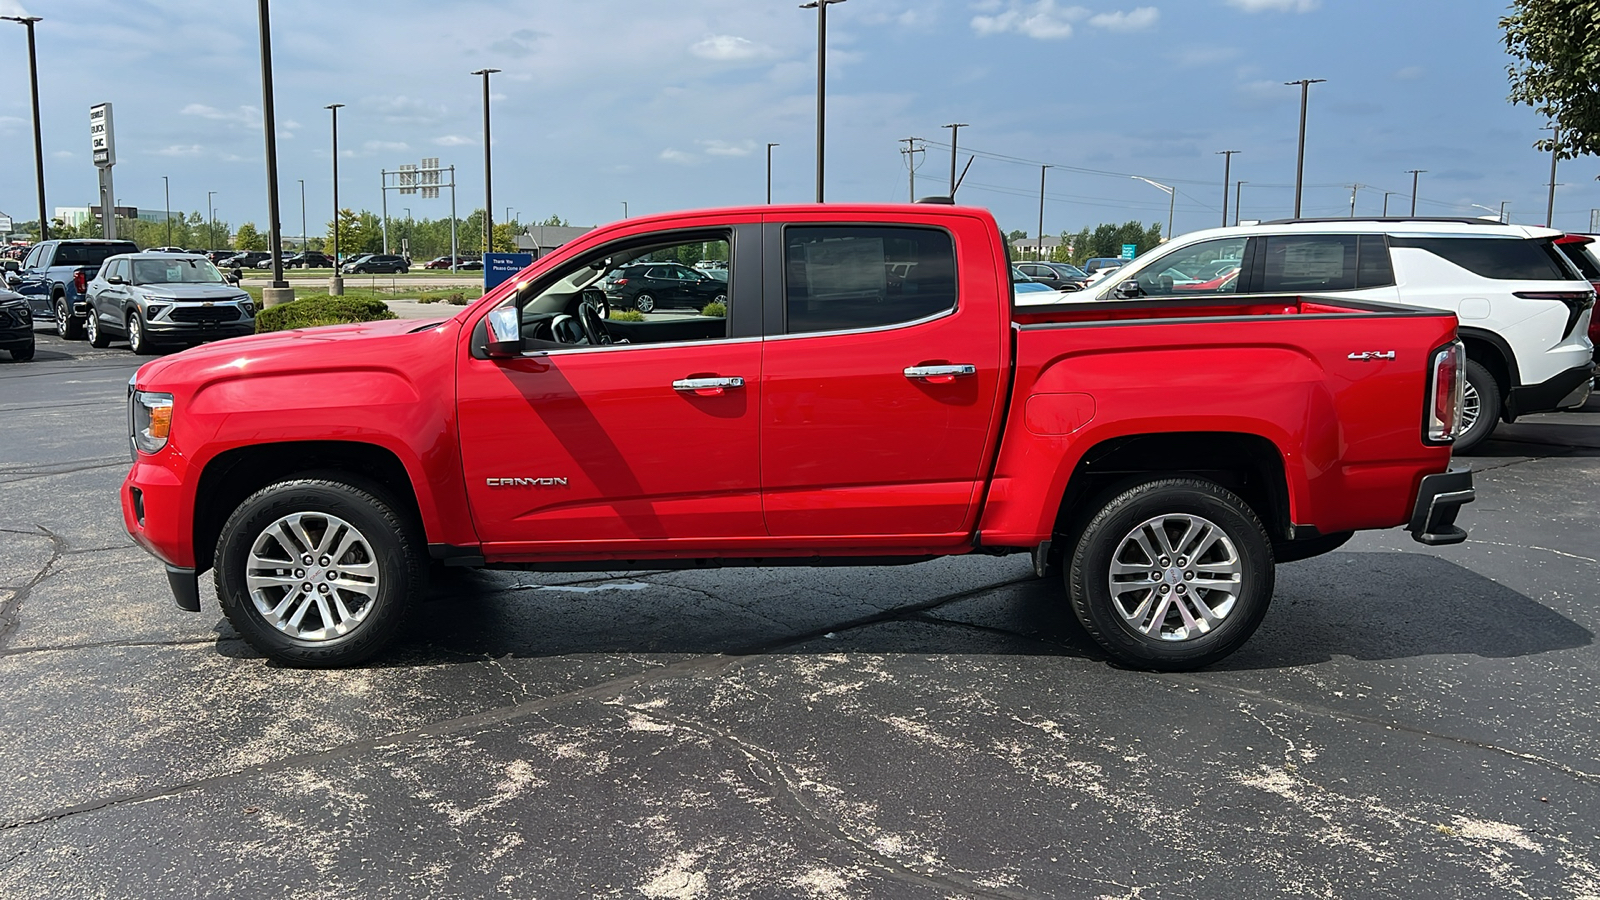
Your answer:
1457;326;1517;395
192;440;425;574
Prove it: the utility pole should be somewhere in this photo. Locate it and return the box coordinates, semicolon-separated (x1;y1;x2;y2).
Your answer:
254;0;292;307
325;103;344;294
471;68;500;253
1348;183;1365;217
207;190;217;251
1406;169;1425;216
162;175;171;246
1037;165;1053;261
2;15;48;241
1546;121;1561;228
298;179;306;253
899;137;924;202
943;123;966;199
1285;78;1325;218
1500;201;1510;224
1382;191;1395;216
621;201;628;219
800;0;846;203
1216;150;1238;227
1234;181;1246;226
765;142;778;204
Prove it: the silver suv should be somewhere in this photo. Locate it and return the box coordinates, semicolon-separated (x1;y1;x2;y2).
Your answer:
84;254;256;355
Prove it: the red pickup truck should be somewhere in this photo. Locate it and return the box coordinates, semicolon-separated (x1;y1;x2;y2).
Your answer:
122;203;1473;671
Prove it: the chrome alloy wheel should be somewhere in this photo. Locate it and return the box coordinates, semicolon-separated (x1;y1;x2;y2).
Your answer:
1460;379;1481;435
245;512;381;641
1108;513;1243;642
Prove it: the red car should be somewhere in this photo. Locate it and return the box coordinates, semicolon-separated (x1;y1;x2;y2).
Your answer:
122;203;1471;671
423;256;471;270
1554;234;1600;367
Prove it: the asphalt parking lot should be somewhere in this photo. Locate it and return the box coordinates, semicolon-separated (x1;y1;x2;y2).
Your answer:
1;331;1597;899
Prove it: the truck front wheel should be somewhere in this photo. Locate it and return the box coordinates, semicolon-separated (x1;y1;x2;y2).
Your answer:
214;478;424;667
1068;478;1274;671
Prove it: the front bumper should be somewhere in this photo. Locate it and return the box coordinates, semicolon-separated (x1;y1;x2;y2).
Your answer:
1408;463;1473;546
143;321;255;342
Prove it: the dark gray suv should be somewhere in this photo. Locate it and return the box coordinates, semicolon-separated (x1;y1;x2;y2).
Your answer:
84;254;256;355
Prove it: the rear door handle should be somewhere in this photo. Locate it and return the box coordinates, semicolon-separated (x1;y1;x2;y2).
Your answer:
904;364;977;384
673;376;745;396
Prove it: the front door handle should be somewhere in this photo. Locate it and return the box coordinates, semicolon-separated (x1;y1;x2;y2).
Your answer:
673;376;745;397
904;364;977;384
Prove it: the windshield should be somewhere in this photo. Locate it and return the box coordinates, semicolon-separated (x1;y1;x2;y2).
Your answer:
132;258;226;285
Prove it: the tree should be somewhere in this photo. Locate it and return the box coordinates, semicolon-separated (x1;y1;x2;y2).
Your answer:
233;222;268;251
1052;221;1162;267
1502;0;1600;159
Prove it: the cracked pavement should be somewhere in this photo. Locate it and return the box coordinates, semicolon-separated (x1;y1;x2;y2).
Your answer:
1;332;1597;899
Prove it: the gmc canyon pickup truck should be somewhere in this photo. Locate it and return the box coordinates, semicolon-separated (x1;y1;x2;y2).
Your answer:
122;203;1474;671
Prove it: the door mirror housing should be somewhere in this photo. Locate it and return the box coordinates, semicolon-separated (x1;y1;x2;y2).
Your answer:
3;271;20;287
1113;279;1144;300
225;273;240;285
485;306;522;358
107;275;126;285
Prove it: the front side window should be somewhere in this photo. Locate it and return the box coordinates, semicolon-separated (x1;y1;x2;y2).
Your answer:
1391;236;1574;280
1124;237;1246;297
783;226;956;334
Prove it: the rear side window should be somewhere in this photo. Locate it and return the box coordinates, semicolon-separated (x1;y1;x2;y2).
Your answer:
1259;234;1394;292
54;243;138;267
1557;241;1600;280
1390;236;1573;280
783;226;956;334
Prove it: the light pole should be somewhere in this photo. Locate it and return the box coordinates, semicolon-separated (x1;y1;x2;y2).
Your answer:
207;191;217;251
943;123;966;199
621;201;628;219
2;15;48;241
800;0;846;203
1234;181;1246;226
325;103;344;294
766;142;779;204
1468;203;1500;221
1037;165;1053;261
1285;78;1325;218
471;68;500;254
298;179;306;253
1382;191;1396;216
1545;122;1561;228
254;0;292;306
162;175;171;247
1133;176;1175;241
1216;150;1238;227
1406;169;1425;216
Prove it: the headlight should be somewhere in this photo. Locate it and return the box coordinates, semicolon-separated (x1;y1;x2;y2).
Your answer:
239;298;255;316
130;390;175;456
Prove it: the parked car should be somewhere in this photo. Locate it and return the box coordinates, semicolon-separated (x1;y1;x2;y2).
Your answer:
221;251;272;270
5;238;139;338
1082;257;1128;279
284;251;334;269
1030;217;1596;453
123;202;1472;670
252;252;296;269
1013;279;1058;302
423;256;470;270
146;246;187;254
1553;233;1600;380
1015;261;1090;291
603;261;727;312
84;253;255;355
459;258;483;271
0;288;35;361
341;254;410;274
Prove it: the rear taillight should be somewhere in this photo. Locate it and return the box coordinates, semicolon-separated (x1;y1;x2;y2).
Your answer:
73;270;87;293
613;278;628;286
1426;341;1466;445
1514;290;1596;339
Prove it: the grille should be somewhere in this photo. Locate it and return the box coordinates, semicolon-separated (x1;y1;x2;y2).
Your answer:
169;306;241;323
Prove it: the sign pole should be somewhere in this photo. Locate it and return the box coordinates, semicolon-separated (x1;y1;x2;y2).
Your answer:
89;102;117;239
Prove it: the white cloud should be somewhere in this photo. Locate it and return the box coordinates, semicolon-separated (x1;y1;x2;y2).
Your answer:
1394;65;1424;80
1226;0;1318;11
51;150;73;159
181;103;261;128
158;144;205;157
690;35;773;62
366;95;449;126
700;139;755;157
0;0;32;15
432;135;475;147
971;1;1087;39
364;140;410;153
659;148;694;164
1089;7;1159;31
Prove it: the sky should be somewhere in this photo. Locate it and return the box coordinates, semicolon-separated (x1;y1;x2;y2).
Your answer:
0;0;1590;241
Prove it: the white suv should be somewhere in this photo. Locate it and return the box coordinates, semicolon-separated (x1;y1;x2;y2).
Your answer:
1025;218;1596;452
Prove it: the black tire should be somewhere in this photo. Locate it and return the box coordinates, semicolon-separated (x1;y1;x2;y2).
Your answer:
55;296;84;340
127;311;156;356
634;293;656;314
86;307;110;348
9;343;34;362
1454;359;1501;455
214;478;424;667
1068;478;1275;671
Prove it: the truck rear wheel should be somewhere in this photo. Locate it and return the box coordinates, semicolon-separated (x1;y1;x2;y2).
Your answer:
55;297;84;340
1068;478;1274;671
214;478;424;667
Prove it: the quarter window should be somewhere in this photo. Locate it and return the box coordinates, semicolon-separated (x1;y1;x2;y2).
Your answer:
783;226;957;334
1390;236;1574;280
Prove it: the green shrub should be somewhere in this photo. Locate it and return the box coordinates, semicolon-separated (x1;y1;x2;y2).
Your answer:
610;309;645;322
255;295;398;333
446;292;468;305
416;295;442;304
700;301;726;317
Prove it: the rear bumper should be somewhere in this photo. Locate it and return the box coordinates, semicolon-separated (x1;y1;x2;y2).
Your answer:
1408;463;1473;546
1506;363;1595;419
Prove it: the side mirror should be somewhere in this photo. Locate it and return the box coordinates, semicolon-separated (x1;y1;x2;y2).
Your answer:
225;273;240;285
485;306;522;358
107;275;125;285
4;272;20;287
1113;279;1143;300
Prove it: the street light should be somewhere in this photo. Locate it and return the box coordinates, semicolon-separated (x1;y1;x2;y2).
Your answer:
800;0;846;203
1406;169;1425;217
1216;150;1238;227
162;175;172;247
943;123;967;199
1284;78;1325;218
1133;176;1175;241
621;201;628;219
1234;181;1247;226
298;179;306;253
471;68;500;253
1382;190;1396;216
766;142;779;204
325;103;344;294
1544;121;1561;228
207;191;217;251
1037;165;1053;261
253;0;292;306
2;15;48;241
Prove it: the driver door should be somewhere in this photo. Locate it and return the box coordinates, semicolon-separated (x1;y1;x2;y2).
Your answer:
456;219;765;556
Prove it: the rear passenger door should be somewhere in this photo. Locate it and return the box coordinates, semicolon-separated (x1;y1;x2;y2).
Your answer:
759;219;1006;540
